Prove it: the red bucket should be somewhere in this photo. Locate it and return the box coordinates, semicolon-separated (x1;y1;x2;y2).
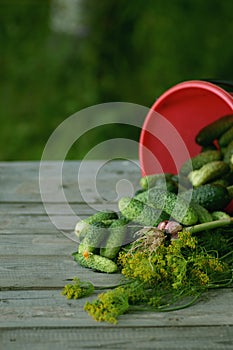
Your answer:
139;80;233;176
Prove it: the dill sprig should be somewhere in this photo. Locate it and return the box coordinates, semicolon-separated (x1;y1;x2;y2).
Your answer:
62;225;233;324
61;277;94;299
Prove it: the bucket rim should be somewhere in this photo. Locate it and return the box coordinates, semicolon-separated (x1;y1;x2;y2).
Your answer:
139;79;233;176
150;80;233;111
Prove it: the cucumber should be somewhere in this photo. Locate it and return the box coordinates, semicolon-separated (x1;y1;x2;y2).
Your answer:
78;222;109;254
223;139;233;164
135;188;198;225
210;179;230;187
100;218;128;259
179;150;221;176
180;184;231;211
140;173;176;191
227;185;233;198
211;170;233;187
74;211;117;238
190;202;213;223
118;196;170;227
201;143;218;152
211;211;231;220
187;161;230;187
223;171;233;186
195;114;233;146
73;252;118;273
175;174;193;190
134;188;145;196
218;125;233;147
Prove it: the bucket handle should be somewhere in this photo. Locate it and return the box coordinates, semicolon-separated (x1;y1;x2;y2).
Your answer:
204;79;233;90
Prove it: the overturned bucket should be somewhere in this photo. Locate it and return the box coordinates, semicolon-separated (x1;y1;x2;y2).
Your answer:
139;80;233;176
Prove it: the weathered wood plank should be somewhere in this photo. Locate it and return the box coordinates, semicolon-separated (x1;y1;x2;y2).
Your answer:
0;202;118;237
0;289;233;328
0;203;118;215
0;234;75;256
0;214;80;232
0;160;140;203
1;326;232;350
0;212;119;235
0;255;122;289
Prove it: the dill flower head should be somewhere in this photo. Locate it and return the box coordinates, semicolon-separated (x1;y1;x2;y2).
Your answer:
118;248;169;285
84;286;129;324
61;277;94;299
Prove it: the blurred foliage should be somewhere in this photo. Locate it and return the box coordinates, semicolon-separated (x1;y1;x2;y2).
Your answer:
0;0;233;160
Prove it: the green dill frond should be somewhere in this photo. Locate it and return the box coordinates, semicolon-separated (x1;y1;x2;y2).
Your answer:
84;286;129;324
61;277;94;299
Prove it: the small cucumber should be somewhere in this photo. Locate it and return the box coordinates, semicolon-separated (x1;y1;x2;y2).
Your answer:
188;161;230;187
227;185;233;198
78;222;109;254
179;150;221;176
74;211;117;238
180;184;231;211
190;202;213;223
211;170;233;187
73;252;118;273
100;218;128;259
135;188;198;225
218;125;233;147
195;114;233;146
118;196;170;227
211;211;231;220
140;173;176;191
223;139;233;164
201;143;218;152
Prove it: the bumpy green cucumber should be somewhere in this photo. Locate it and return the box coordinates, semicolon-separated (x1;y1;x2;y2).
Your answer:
211;170;233;187
188;161;230;187
135;188;198;225
73;252;118;273
118;197;169;227
180;184;231;211
201;143;218;152
78;222;109;254
211;178;230;187
100;218;128;259
227;185;233;198
218;125;233;147
211;211;231;220
140;173;176;192
179;150;221;176
195;114;233;146
190;202;213;223
223;139;233;164
74;211;117;238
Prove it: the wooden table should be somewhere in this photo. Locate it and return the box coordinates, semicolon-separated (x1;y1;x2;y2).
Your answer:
1;161;233;350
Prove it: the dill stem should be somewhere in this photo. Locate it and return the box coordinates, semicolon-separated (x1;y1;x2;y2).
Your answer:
129;292;202;313
185;218;233;234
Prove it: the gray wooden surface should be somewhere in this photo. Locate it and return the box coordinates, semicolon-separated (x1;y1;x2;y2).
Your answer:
0;161;233;350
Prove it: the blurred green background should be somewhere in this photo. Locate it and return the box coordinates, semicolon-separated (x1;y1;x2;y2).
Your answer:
1;0;233;160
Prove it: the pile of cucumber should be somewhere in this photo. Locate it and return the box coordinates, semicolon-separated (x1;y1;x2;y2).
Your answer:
73;114;233;273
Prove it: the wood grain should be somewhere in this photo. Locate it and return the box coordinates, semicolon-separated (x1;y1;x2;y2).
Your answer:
1;326;232;350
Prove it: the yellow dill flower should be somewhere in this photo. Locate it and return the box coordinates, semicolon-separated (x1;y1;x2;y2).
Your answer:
84;287;129;324
118;249;168;285
191;269;210;285
177;230;197;249
61;277;94;299
207;257;227;272
148;296;162;307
